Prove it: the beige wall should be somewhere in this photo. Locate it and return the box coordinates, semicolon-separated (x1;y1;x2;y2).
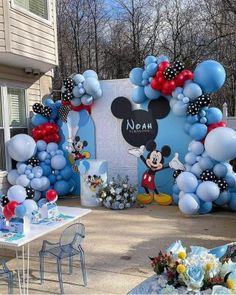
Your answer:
0;0;6;51
0;64;52;194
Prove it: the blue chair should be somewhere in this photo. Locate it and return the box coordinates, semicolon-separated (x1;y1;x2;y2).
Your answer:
39;223;87;294
0;258;13;294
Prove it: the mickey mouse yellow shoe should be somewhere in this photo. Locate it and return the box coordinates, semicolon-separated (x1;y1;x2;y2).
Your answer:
154;193;172;206
136;193;153;204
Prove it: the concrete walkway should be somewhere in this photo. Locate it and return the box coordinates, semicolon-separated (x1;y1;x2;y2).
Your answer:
1;198;236;294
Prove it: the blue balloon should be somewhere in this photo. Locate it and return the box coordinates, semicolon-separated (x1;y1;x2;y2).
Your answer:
7;169;20;185
32;166;43;178
7;185;27;203
172;87;183;99
213;163;228;178
37;151;48;162
48;174;56;184
73;74;85;84
176;172;198;193
72;86;81;98
199;201;212;214
178;194;200;215
33;191;41;202
184;122;191;133
81;94;93;105
209;245;228;258
17;163;27;175
47;142;58;153
38;198;47;208
225;173;236;188
83;77;100;95
172;193;179;205
144;55;157;65
51;155;66;170
173;183;180;194
15;204;27;218
16;175;30;187
28;173;34;180
31;114;48;126
189;123;207;141
186;115;199;124
50;151;56;157
132;86;147;104
83;70;98;80
191;163;203;177
185;152;197;165
198;156;214;170
189;141;204;155
60;166;73;180
183;83;202;100
39;163;52;177
206;108;223;125
196;181;220;202
229;193;236;211
214;191;230;206
71;98;81;107
145;63;158;77
129;68;144;86
193;60;226;93
40;177;50;191
31;176;50;191
54;180;70;196
172;100;187;117
36;140;47;152
205;127;236;162
144;85;160;100
23;199;38;215
56;175;62;181
8;135;36;162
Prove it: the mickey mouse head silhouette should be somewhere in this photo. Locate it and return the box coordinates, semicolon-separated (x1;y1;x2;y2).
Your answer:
111;96;170;147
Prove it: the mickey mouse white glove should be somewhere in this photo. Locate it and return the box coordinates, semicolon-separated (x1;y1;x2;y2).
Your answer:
128;145;145;157
169;153;185;170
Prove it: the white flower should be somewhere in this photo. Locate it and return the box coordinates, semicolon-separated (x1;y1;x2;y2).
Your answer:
106;196;112;202
119;203;124;209
211;285;231;295
123;184;128;188
116;195;121;200
132;196;136;201
166;240;186;259
109;181;114;185
110;187;115;195
156;275;168;288
125;203;131;208
124;193;128;198
220;259;236;278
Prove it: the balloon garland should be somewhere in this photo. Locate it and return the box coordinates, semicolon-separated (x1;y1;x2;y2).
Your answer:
2;69;102;221
130;55;236;215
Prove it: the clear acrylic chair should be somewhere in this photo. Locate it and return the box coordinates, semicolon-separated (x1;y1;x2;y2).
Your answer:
39;223;87;294
0;258;13;294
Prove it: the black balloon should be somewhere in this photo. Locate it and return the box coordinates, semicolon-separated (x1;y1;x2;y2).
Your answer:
173;170;182;179
63;77;74;91
27;156;39;167
0;195;9;207
62;90;73;102
216;178;228;192
33;103;44;114
195;94;211;108
173;60;185;74
200;170;216;182
163;67;177;80
42;106;52;118
25;187;35;199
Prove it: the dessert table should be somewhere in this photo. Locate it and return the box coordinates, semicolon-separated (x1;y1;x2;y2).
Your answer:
0;206;91;295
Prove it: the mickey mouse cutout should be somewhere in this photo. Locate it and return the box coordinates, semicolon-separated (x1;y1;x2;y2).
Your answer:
111;96;170;147
129;140;185;205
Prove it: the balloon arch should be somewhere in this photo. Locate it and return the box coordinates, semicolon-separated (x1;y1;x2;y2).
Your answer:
129;55;236;215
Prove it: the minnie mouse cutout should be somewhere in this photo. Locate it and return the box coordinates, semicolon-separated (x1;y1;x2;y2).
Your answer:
129;140;185;205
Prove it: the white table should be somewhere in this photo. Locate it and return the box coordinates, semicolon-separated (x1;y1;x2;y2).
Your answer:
0;206;91;295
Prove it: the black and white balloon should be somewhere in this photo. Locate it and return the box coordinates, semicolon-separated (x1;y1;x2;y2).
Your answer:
195;94;211;108
41;106;52;118
173;60;185;74
173;170;182;179
62;90;74;102
187;102;199;115
27;156;39;167
163;67;177;80
200;170;217;182
0;195;9;207
25;187;35;199
216;178;228;192
33;103;44;114
63;77;74;91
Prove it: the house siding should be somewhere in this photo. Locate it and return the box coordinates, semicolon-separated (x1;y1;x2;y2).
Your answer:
0;0;6;51
0;64;52;194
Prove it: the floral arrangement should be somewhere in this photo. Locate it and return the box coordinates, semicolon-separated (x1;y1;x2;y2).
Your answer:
96;175;137;210
149;241;236;294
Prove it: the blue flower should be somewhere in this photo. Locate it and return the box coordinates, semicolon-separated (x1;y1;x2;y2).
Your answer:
189;246;208;256
166;240;186;259
211;285;231;295
182;266;204;291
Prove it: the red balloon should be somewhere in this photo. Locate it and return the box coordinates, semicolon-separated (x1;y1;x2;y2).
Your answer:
158;61;170;72
182;70;193;81
162;80;176;95
7;201;19;214
151;78;161;91
46;189;58;202
155;71;163;79
174;73;185;87
156;76;165;88
207;121;226;134
3;206;13;220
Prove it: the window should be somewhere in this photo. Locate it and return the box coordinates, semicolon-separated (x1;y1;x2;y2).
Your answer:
0;87;28;172
14;0;49;20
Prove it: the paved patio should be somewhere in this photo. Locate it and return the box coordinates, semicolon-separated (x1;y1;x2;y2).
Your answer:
1;198;236;294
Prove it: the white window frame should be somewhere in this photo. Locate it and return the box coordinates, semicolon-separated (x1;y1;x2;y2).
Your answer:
0;83;29;175
11;0;52;25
